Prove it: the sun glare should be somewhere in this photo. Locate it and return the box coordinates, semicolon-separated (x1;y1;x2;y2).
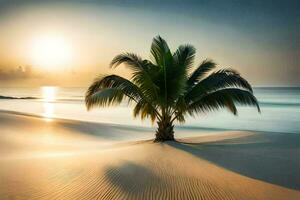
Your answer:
42;86;56;102
31;35;72;69
42;86;57;121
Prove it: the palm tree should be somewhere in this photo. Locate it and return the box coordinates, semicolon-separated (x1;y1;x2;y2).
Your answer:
85;35;260;142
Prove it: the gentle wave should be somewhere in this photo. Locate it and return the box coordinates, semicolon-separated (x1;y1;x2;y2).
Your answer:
1;94;300;108
259;101;300;107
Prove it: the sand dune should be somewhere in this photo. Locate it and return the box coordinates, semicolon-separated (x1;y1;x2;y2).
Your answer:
0;111;300;200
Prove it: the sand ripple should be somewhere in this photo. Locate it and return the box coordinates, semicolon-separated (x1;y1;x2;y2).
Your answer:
1;142;299;200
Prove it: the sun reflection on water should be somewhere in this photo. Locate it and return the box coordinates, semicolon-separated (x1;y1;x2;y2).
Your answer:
41;86;57;121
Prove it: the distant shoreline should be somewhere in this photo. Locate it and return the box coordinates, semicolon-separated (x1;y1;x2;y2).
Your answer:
0;95;38;100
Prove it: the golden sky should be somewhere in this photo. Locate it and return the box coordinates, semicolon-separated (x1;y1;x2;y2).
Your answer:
0;1;299;87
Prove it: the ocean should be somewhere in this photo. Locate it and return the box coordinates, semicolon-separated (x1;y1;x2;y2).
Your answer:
0;87;300;134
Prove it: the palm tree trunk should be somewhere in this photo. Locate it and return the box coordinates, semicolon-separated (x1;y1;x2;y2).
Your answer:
154;116;175;142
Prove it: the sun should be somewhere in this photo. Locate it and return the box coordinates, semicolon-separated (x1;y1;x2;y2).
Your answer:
42;86;56;102
30;34;72;69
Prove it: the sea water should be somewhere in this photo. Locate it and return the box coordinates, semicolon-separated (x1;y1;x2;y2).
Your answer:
0;87;299;134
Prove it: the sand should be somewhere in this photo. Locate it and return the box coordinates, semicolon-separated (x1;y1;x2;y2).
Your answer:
0;111;300;200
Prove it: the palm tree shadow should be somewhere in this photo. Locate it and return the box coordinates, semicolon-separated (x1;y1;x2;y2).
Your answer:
168;132;300;191
102;161;163;197
57;120;152;141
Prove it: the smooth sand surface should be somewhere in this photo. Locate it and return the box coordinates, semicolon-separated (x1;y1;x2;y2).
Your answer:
1;111;300;200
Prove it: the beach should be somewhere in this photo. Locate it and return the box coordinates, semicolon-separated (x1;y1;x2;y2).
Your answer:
1;111;300;200
1;0;299;199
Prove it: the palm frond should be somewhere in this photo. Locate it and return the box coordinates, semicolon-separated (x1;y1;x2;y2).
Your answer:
174;112;186;123
130;61;160;101
110;53;144;72
187;59;216;86
188;88;260;116
185;69;253;103
85;88;124;110
200;69;253;92
165;44;196;102
110;53;160;101
173;44;196;71
85;75;142;110
133;100;157;123
150;35;173;66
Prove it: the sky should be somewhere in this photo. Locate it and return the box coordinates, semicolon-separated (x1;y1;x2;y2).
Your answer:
0;0;299;87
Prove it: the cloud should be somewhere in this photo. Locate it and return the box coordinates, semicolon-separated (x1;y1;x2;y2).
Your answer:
0;66;38;80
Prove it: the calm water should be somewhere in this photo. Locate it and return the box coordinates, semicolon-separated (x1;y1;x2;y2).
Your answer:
0;87;300;134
